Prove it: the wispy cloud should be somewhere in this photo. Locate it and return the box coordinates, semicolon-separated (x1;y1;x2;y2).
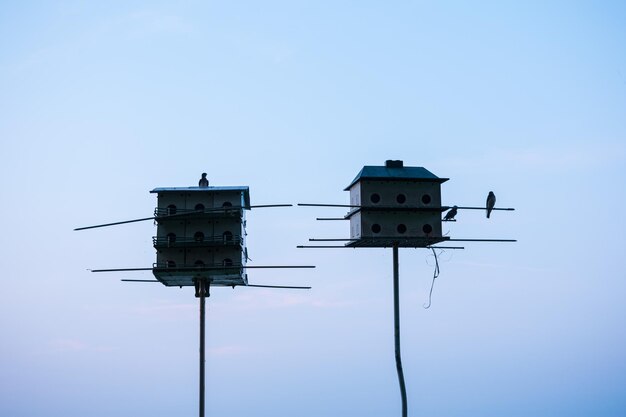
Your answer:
132;301;195;316
224;291;356;311
453;260;555;273
120;10;193;38
3;8;193;74
493;143;626;170
49;338;87;352
440;141;626;173
208;345;250;356
48;338;117;354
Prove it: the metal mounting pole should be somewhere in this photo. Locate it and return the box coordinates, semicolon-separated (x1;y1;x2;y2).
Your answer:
393;244;408;417
197;279;209;417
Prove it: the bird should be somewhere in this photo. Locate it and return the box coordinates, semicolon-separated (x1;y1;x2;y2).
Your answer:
444;205;458;221
198;173;209;187
486;191;496;218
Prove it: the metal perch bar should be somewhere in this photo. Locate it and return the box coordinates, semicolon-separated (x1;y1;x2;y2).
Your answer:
299;203;515;211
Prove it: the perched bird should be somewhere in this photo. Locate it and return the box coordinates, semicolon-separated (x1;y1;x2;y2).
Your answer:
444;205;458;221
198;173;209;187
486;191;496;218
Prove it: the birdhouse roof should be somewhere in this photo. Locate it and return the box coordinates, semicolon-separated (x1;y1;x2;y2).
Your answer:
344;164;448;190
150;186;251;208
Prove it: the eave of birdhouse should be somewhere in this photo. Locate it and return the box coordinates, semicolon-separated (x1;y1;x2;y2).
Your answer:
344;166;448;191
150;186;251;208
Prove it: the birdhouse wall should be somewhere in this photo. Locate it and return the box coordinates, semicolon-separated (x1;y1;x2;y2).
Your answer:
152;187;248;287
212;191;245;208
188;192;212;210
350;212;362;239
347;178;443;241
212;218;243;237
156;246;244;267
157;218;242;240
349;183;362;206
349;211;442;239
183;219;213;241
156;192;187;215
156;220;186;240
185;247;243;266
154;190;246;270
156;190;246;213
351;180;442;208
155;248;186;267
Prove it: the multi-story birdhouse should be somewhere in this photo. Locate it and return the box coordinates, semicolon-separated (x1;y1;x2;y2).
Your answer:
150;185;250;287
344;160;449;247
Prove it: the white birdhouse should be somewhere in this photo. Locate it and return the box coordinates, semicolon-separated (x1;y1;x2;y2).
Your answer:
344;160;449;247
150;185;250;287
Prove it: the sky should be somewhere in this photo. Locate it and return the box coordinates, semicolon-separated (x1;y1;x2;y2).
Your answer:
1;1;625;416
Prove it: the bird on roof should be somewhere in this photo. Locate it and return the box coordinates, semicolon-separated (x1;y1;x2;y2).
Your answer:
486;191;496;218
443;205;458;221
199;173;209;187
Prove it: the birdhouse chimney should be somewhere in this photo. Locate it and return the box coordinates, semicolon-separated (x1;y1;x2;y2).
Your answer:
386;160;404;168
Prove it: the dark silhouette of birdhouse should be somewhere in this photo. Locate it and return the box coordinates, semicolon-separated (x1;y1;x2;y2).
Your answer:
344;160;449;247
151;185;250;287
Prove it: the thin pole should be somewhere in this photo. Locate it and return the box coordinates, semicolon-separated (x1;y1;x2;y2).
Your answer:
199;279;209;417
393;244;408;417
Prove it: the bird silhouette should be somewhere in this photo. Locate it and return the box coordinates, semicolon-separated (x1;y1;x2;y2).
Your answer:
198;173;209;187
444;205;458;221
486;191;496;218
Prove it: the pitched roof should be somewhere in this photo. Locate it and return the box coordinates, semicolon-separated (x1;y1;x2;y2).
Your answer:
345;164;448;190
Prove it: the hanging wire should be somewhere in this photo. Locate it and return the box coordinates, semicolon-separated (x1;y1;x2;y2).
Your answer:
423;248;440;309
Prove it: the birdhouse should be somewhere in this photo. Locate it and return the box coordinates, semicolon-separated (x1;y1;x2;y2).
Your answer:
344;160;449;247
150;185;251;287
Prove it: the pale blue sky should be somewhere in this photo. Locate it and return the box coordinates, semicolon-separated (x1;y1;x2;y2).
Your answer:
1;1;625;416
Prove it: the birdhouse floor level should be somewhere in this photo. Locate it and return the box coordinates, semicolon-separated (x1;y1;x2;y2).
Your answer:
153;266;247;287
345;236;449;248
